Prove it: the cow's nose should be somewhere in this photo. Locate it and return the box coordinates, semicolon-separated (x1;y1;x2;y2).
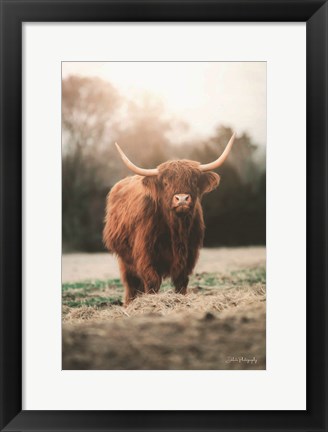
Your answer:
174;194;191;204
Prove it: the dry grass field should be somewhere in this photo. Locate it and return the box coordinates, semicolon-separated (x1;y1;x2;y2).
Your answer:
62;247;266;370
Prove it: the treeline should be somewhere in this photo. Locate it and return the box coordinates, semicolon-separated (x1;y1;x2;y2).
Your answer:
62;75;265;252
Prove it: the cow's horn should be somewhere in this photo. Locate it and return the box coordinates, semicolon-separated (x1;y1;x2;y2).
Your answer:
115;143;159;176
199;133;236;172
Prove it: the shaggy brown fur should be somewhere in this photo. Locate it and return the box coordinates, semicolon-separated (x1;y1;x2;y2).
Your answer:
103;160;220;305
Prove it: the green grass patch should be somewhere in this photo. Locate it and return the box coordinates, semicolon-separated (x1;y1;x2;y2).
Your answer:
230;267;266;285
191;267;265;290
201;275;220;287
63;296;123;308
62;278;124;308
62;278;123;291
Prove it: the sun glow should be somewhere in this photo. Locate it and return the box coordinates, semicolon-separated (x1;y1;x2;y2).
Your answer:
62;61;266;145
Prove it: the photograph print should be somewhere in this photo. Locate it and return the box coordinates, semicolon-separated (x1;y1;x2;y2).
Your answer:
62;61;266;370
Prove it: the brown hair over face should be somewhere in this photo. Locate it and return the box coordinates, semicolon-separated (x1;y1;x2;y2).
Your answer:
143;160;220;217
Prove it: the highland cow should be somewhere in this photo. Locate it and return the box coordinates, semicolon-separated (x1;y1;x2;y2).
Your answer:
103;133;236;305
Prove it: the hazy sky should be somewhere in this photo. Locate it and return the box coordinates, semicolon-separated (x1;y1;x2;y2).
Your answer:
62;62;266;146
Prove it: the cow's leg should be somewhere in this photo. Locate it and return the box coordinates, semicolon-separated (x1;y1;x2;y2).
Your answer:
135;250;162;294
142;267;162;294
173;273;189;295
118;259;144;306
124;272;144;305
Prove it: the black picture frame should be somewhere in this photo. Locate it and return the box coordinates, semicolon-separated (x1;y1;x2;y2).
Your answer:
1;1;327;431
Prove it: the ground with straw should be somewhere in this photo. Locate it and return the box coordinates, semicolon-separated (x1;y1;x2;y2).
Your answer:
62;262;266;370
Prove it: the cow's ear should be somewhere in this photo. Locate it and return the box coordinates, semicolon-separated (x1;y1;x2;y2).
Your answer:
199;172;220;195
142;176;159;200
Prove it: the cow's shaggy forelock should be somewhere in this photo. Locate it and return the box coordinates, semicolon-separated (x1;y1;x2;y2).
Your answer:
143;160;201;214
